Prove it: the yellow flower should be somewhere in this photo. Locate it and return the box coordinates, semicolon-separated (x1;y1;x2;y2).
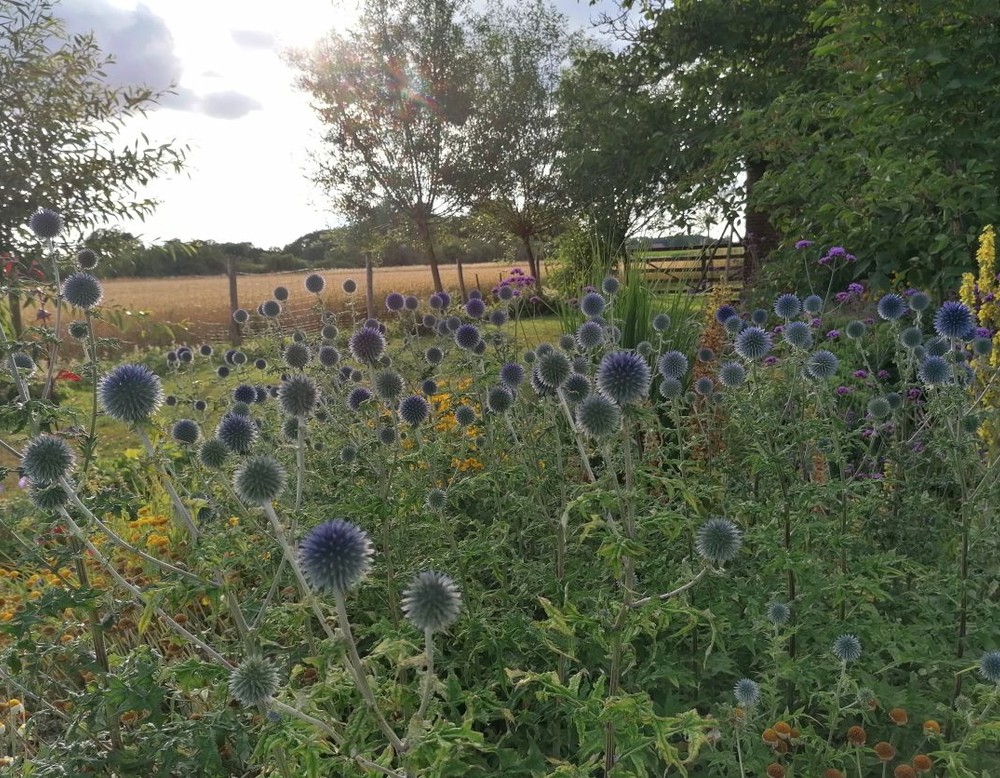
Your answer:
228;517;240;527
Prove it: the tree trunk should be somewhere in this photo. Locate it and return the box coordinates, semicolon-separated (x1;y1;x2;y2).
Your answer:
455;255;468;302
522;234;543;296
416;220;444;295
227;256;241;346
743;157;781;286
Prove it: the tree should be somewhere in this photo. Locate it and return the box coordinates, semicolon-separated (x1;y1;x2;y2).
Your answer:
289;0;474;296
455;0;573;295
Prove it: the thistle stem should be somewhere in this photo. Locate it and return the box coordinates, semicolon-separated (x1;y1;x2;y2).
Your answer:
136;427;199;541
295;413;305;512
414;626;435;722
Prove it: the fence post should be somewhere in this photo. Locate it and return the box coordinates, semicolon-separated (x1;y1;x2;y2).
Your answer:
227;255;241;346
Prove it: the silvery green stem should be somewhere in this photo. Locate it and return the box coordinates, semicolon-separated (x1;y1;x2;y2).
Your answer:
136;427;199;541
557;389;596;483
80;310;100;480
0;320;30;404
295;414;305;512
413;626;435;723
628;566;708;609
57;481;208;586
266;699;344;745
735;727;747;778
42;237;62;402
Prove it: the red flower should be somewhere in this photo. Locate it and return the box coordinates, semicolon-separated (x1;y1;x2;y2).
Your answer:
55;370;82;382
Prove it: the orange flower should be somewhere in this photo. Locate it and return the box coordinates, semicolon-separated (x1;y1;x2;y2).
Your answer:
888;707;908;725
912;754;933;773
762;728;779;745
766;764;785;778
922;720;940;736
774;721;792;739
893;766;916;778
874;742;897;762
846;725;867;746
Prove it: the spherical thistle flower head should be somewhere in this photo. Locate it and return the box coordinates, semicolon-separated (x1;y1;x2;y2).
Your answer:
465;297;486;319
22;435;75;484
597;350;650;404
29;207;63;239
803;294;824;314
658;350;689;380
75;248;99;270
766;601;791;627
806;350;840;380
718;361;747;388
178;348;193;364
454;323;481;350
278;374;318;417
832;633;862;663
499;361;526;390
62;273;103;310
562;372;591;404
602;276;620;295
373;370;405;402
733;678;760;708
774;293;801;319
694;376;715;397
402;570;462;632
261;299;281;318
29;480;70;511
68;320;90;340
455;404;476;426
580;292;606;318
575;320;604;351
530;366;556;397
234;455;285;504
316;345;339;368
660;377;683;399
232;308;250;325
899;326;923;350
877;293;907;321
342;278;357;294
281;416;301;442
973;336;993;357
347;386;372;412
715;304;739;324
435;320;451;337
537;350;572;390
426;487;447;511
217;365;231;378
647;312;671;334
321;323;339;341
748;309;768;327
284;342;311;370
398;394;430;426
232;350;248;366
908;291;931;312
216;412;258;454
397;294;417;312
734;326;773;361
978;650;1000;684
918;355;951;386
487;385;515;414
934;300;975;340
695;517;742;566
233;384;257;404
349;327;386;365
171;419;200;445
335;443;356;465
488;308;508;327
381;291;403;312
924;335;949;357
229;655;280;707
230;401;251;417
873;742;896;763
723;315;744;335
558;333;576;352
766;764;785;778
867;396;892;420
782;321;813;350
420;378;438;396
269;285;288;302
304;273;325;294
193;399;208;412
846;725;867;747
575;393;622;438
99;363;164;425
845;320;867;340
377;425;397;445
300;519;373;594
497;284;515;302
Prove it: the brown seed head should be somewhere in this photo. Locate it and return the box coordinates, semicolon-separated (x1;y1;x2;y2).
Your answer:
874;741;897;762
774;721;792;739
762;728;779;745
922;720;940;736
766;764;785;778
846;725;867;746
912;754;933;773
893;766;916;778
888;707;908;725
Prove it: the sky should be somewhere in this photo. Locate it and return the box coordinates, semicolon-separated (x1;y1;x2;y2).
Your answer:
54;0;628;250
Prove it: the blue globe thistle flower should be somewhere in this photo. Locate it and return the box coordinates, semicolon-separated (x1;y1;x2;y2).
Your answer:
193;399;208;412
925;336;949;357
455;405;476;426
278;374;318;417
908;291;931;312
899;327;923;349
867;396;892;419
580;292;606;318
657;351;689;380
832;634;862;663
845;320;867;340
774;293;801;319
454;323;481;350
398;394;430;426
198;438;229;469
469;289;482;300
304;273;325;294
466;297;486;318
349;327;386;365
373;370;405;402
659;377;683;399
694;376;714;396
234;455;285;504
350;369;363;382
734;327;772;361
493;364;523;395
62;272;103;310
885;391;903;410
559;333;577;352
229;655;280;707
421;378;438;396
216;412;258;453
766;601;791;627
29;480;70;511
651;313;671;332
695;518;742;565
426;488;447;511
317;345;339;368
76;248;99;270
934;301;975;340
12;353;36;373
99;363;164;424
733;678;760;708
537;350;572;390
166;350;178;364
230;401;251;417
562;372;591;403
438;291;452;308
21;435;75;484
428;293;444;310
284;342;310;370
377;426;397;445
806;350;839;380
402;570;462;632
489;308;508;327
571;355;588;373
418;347;442;369
750;308;769;325
918;355;951;385
339;444;357;464
29;208;63;238
281;416;301;442
979;650;1000;684
404;294;419;311
171;419;200;445
497;285;515;301
196;344;212;357
723;315;744;334
342;278;357;293
522;349;536;364
233;308;250;324
530;367;555;396
385;292;405;312
434;320;451;337
164;394;177;406
602;276;620;295
261;299;281;318
575;393;622;438
597;350;650;404
803;294;824;314
576;320;605;351
273;286;289;302
718;361;747;387
715;304;738;324
233;384;257;404
68;320;90;340
877;294;907;321
487;385;515;413
539;343;557;357
178;348;193;363
782;321;813;350
300;519;374;593
232;351;248;366
973;337;993;357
